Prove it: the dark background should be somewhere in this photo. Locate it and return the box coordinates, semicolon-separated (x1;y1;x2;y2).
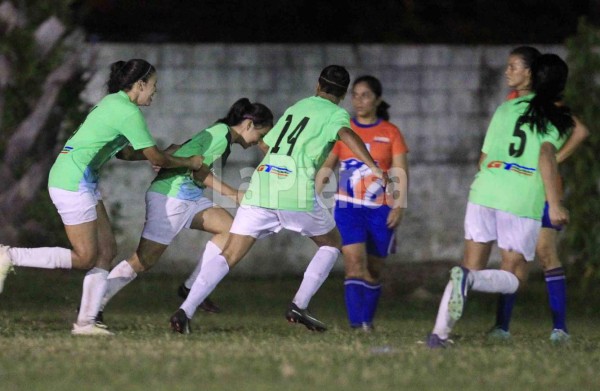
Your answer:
72;0;599;44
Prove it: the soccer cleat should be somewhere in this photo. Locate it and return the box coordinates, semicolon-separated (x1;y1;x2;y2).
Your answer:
550;329;571;344
486;326;512;341
170;308;191;334
448;266;470;321
71;323;114;336
178;283;221;313
0;245;14;294
285;303;327;332
94;311;108;329
426;333;449;349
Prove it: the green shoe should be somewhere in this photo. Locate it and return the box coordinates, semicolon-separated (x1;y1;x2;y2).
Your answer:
550;329;570;344
487;326;511;341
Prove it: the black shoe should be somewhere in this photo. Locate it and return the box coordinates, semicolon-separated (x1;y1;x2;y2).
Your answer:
170;308;191;334
95;311;108;329
177;283;191;299
178;283;221;313
199;297;221;313
285;303;327;332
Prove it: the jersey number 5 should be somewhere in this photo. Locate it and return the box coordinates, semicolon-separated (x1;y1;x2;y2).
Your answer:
270;115;310;156
509;116;528;157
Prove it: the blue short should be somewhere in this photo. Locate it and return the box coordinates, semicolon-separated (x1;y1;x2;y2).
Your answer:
541;201;563;231
334;200;395;257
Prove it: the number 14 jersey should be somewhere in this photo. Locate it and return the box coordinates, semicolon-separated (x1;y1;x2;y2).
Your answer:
242;96;350;211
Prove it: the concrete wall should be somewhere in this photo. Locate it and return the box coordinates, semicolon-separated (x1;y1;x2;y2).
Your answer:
81;43;564;275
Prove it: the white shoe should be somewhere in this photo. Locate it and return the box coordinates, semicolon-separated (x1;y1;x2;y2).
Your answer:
71;323;114;336
0;245;14;294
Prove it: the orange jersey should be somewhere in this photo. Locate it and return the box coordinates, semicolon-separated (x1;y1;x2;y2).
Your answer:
332;118;408;206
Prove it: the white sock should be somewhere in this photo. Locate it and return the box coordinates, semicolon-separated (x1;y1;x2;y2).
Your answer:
100;260;138;310
180;254;229;319
184;241;221;289
293;246;340;309
470;269;519;294
8;247;71;269
77;268;109;326
431;281;457;340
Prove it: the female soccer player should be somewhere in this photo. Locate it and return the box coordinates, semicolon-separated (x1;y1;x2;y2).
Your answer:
489;47;589;342
426;53;573;348
169;65;387;334
96;99;273;327
0;59;204;335
317;75;409;331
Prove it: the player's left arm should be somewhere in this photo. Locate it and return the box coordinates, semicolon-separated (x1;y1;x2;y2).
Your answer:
201;171;244;205
386;153;408;229
556;115;589;163
540;142;569;226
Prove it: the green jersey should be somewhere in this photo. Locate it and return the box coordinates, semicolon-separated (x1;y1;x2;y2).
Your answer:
469;94;566;219
148;123;232;200
242;96;350;211
48;91;155;191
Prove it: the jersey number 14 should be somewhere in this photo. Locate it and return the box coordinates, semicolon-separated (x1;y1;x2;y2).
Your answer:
270;115;310;156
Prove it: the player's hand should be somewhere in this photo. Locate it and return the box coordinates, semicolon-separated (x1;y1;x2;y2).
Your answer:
549;203;569;226
188;155;205;171
236;190;246;205
386;207;404;229
370;166;389;187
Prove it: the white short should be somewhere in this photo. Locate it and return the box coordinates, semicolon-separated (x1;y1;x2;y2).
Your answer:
230;202;336;239
464;202;541;261
141;192;214;245
49;186;102;225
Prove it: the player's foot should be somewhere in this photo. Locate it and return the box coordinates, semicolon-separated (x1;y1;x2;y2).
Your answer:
550;329;570;344
285;303;327;332
177;283;190;299
426;333;449;349
71;323;114;336
486;326;512;341
448;266;470;321
178;283;221;313
0;245;15;294
199;297;221;313
94;311;108;329
170;308;191;334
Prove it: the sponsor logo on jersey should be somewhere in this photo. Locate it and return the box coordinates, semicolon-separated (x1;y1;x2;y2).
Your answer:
487;160;536;176
257;164;292;177
373;136;390;143
60;146;74;154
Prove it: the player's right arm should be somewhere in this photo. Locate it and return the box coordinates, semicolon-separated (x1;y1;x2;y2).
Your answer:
315;152;339;194
337;127;387;184
539;142;569;226
142;146;204;170
556;115;589;163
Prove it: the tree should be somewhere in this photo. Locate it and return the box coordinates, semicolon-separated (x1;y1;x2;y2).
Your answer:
563;18;600;288
0;1;92;245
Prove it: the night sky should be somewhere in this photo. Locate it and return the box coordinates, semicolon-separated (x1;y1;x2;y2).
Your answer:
73;0;597;44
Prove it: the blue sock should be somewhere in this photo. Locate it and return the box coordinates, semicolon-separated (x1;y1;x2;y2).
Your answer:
344;279;365;327
545;267;567;332
495;293;517;331
362;281;382;326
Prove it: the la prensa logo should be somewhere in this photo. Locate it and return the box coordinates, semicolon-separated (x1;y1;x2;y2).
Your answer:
487;160;536;176
257;164;293;177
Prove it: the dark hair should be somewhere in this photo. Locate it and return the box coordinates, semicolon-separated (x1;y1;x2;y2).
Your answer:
107;59;156;93
510;46;541;70
318;65;350;97
523;53;574;137
353;75;391;121
217;98;274;128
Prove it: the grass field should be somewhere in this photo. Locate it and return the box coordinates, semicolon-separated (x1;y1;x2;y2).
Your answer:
1;267;599;391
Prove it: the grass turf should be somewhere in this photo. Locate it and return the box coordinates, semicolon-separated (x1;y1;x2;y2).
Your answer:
0;268;599;390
